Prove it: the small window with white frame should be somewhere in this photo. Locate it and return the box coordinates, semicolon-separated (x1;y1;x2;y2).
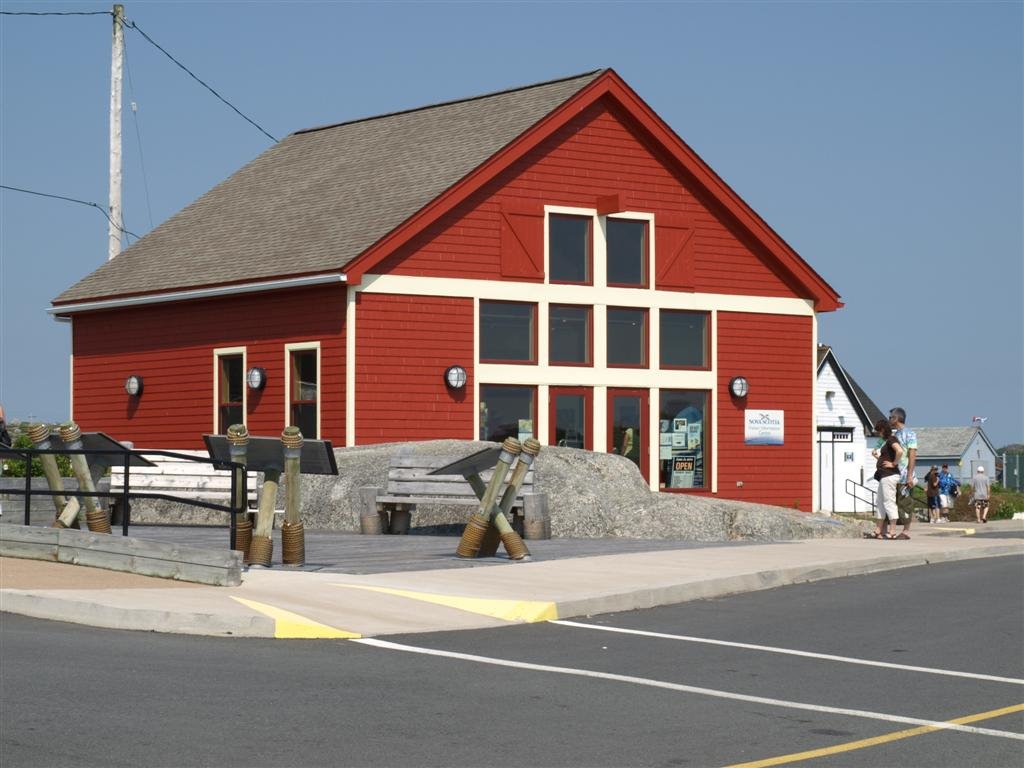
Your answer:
214;347;245;434
285;342;320;439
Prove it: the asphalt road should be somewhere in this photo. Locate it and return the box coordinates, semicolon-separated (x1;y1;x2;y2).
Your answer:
2;556;1021;768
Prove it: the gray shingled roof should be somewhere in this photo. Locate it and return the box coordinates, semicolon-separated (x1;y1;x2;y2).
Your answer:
55;71;604;305
914;427;993;459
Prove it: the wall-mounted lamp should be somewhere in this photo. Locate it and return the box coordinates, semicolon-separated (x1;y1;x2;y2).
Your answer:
444;365;467;390
246;366;267;390
124;375;144;397
728;376;749;398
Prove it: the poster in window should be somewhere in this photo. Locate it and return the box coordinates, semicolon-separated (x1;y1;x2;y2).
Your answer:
518;419;534;443
687;422;702;449
670;455;696;488
672;418;687;433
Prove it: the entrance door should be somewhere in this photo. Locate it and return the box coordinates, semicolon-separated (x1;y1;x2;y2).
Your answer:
549;387;592;450
608;388;648;481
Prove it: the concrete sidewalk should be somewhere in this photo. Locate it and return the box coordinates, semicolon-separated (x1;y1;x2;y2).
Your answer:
2;521;1021;639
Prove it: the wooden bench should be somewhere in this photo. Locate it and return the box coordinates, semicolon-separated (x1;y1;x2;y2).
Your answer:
109;450;266;524
360;454;550;538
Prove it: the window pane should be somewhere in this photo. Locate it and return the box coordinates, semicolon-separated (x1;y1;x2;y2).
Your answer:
607;308;647;366
291;404;317;440
659;391;707;489
219;405;243;434
660;311;708;368
480;302;535;362
291;351;317;402
218;354;243;434
549;305;590;364
549;215;590;283
480;385;535;442
611;395;643;469
219;355;243;405
554;394;586;448
607;219;646;286
290;350;317;438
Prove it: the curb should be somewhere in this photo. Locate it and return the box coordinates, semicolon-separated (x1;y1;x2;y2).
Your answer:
3;543;1019;639
0;590;276;637
552;543;1023;619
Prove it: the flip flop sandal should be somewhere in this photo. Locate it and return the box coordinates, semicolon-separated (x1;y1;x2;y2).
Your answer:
894;533;910;540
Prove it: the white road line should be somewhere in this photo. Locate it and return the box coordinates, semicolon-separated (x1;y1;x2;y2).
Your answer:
551;620;1024;686
352;638;1024;741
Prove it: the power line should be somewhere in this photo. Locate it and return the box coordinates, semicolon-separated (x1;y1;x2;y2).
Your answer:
0;10;111;16
4;10;278;143
0;185;140;240
123;36;156;230
121;16;278;143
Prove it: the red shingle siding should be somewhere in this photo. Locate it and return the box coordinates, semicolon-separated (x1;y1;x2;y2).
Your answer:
716;312;813;509
71;285;346;449
355;293;474;443
375;101;800;299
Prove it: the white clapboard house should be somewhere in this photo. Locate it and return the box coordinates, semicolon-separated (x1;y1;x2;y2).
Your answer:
815;345;885;513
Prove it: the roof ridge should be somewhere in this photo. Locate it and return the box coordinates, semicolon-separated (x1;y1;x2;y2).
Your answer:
291;69;606;137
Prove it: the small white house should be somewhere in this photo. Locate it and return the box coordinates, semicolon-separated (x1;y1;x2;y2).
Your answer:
913;427;997;483
816;345;885;513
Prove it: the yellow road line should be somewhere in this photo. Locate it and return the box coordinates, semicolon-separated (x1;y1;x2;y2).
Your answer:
331;583;558;623
231;597;361;639
723;702;1024;768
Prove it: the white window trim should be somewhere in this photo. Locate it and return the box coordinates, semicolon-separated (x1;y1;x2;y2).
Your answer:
544;205;598;287
213;346;247;433
284;341;321;439
354;220;815;492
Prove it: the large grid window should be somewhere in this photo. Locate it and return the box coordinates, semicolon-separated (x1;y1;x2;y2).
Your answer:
548;214;592;284
480;301;536;363
660;310;709;369
289;349;318;439
659;390;708;490
549;305;591;365
480;385;536;443
607;218;647;287
607;307;648;367
217;354;243;434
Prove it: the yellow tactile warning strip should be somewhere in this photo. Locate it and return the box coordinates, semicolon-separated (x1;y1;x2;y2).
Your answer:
722;702;1024;768
331;583;558;623
230;597;361;639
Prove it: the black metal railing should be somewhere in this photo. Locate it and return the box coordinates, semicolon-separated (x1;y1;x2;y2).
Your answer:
845;478;876;511
0;445;247;550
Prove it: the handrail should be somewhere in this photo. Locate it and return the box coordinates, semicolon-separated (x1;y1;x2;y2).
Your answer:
845;478;876;511
0;445;246;550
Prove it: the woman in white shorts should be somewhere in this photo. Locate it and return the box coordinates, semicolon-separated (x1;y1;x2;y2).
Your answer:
869;419;904;539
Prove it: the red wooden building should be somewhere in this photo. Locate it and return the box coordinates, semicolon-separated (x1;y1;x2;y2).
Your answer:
51;70;842;508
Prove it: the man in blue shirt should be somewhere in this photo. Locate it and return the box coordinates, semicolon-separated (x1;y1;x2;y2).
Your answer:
937;463;957;522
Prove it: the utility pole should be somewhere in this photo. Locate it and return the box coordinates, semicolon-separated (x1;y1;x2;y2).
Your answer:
108;4;124;261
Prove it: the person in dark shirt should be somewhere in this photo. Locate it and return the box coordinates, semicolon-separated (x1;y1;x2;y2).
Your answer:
869;419;903;539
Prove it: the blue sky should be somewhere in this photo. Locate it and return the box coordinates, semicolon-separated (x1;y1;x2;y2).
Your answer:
1;1;1021;448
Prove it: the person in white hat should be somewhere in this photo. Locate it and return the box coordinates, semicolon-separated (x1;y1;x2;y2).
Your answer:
970;465;991;523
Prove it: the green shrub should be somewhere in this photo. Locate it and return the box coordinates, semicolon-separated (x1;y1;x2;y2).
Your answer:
992;492;1024;521
1;431;74;478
